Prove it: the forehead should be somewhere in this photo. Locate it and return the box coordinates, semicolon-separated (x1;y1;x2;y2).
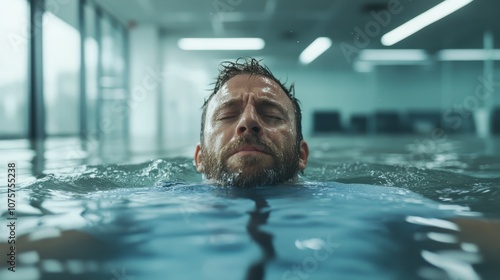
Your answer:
206;74;294;114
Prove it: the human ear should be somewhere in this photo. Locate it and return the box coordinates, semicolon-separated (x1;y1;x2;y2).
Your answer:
194;144;204;172
298;140;309;170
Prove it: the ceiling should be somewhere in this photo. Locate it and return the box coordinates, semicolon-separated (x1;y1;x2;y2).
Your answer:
94;0;500;68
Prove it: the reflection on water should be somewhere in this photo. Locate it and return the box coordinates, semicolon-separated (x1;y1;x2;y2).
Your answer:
0;135;499;279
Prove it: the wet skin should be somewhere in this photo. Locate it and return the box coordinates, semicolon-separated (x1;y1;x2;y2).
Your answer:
194;74;309;181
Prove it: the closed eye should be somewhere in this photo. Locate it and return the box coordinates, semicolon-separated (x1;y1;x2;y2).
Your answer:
218;114;238;121
265;115;282;120
263;114;284;122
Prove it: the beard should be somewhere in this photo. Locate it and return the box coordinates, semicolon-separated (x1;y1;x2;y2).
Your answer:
201;135;300;187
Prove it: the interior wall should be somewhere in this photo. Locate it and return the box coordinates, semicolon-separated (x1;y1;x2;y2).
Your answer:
374;65;442;111
129;24;161;152
160;37;213;151
133;35;500;150
275;68;374;135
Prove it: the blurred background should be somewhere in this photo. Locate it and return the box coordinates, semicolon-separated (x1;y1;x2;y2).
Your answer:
1;0;499;180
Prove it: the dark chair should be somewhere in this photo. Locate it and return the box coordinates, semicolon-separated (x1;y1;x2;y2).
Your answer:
491;107;500;135
442;110;475;134
349;114;368;134
374;111;402;134
313;111;342;134
407;111;442;134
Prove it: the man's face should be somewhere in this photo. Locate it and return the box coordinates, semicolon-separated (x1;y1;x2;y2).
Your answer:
194;74;309;187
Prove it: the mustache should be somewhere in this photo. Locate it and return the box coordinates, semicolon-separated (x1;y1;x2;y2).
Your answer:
224;135;274;157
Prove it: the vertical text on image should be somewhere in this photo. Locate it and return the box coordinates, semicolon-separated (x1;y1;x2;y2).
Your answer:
6;162;17;272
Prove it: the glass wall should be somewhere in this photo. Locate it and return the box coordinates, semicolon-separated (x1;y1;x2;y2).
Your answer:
0;0;29;138
99;14;128;145
43;0;80;136
84;1;98;138
0;0;129;146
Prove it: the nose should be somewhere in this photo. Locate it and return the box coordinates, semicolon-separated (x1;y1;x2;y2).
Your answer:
236;106;262;136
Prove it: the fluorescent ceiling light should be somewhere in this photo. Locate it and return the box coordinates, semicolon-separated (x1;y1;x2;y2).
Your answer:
437;49;500;61
353;49;430;70
299;37;332;64
358;49;429;61
381;0;474;46
178;38;265;50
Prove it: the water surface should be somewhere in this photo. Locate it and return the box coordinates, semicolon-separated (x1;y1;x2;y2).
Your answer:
1;135;499;280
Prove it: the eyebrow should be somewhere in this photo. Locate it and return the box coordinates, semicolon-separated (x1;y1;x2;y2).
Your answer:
212;96;290;120
212;99;242;118
257;98;289;120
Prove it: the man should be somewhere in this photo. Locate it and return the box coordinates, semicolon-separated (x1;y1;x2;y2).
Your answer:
194;58;309;187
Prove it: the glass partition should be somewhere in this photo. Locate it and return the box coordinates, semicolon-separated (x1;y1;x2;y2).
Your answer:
0;0;30;138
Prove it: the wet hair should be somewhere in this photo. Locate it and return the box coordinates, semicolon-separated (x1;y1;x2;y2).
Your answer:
200;57;303;145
